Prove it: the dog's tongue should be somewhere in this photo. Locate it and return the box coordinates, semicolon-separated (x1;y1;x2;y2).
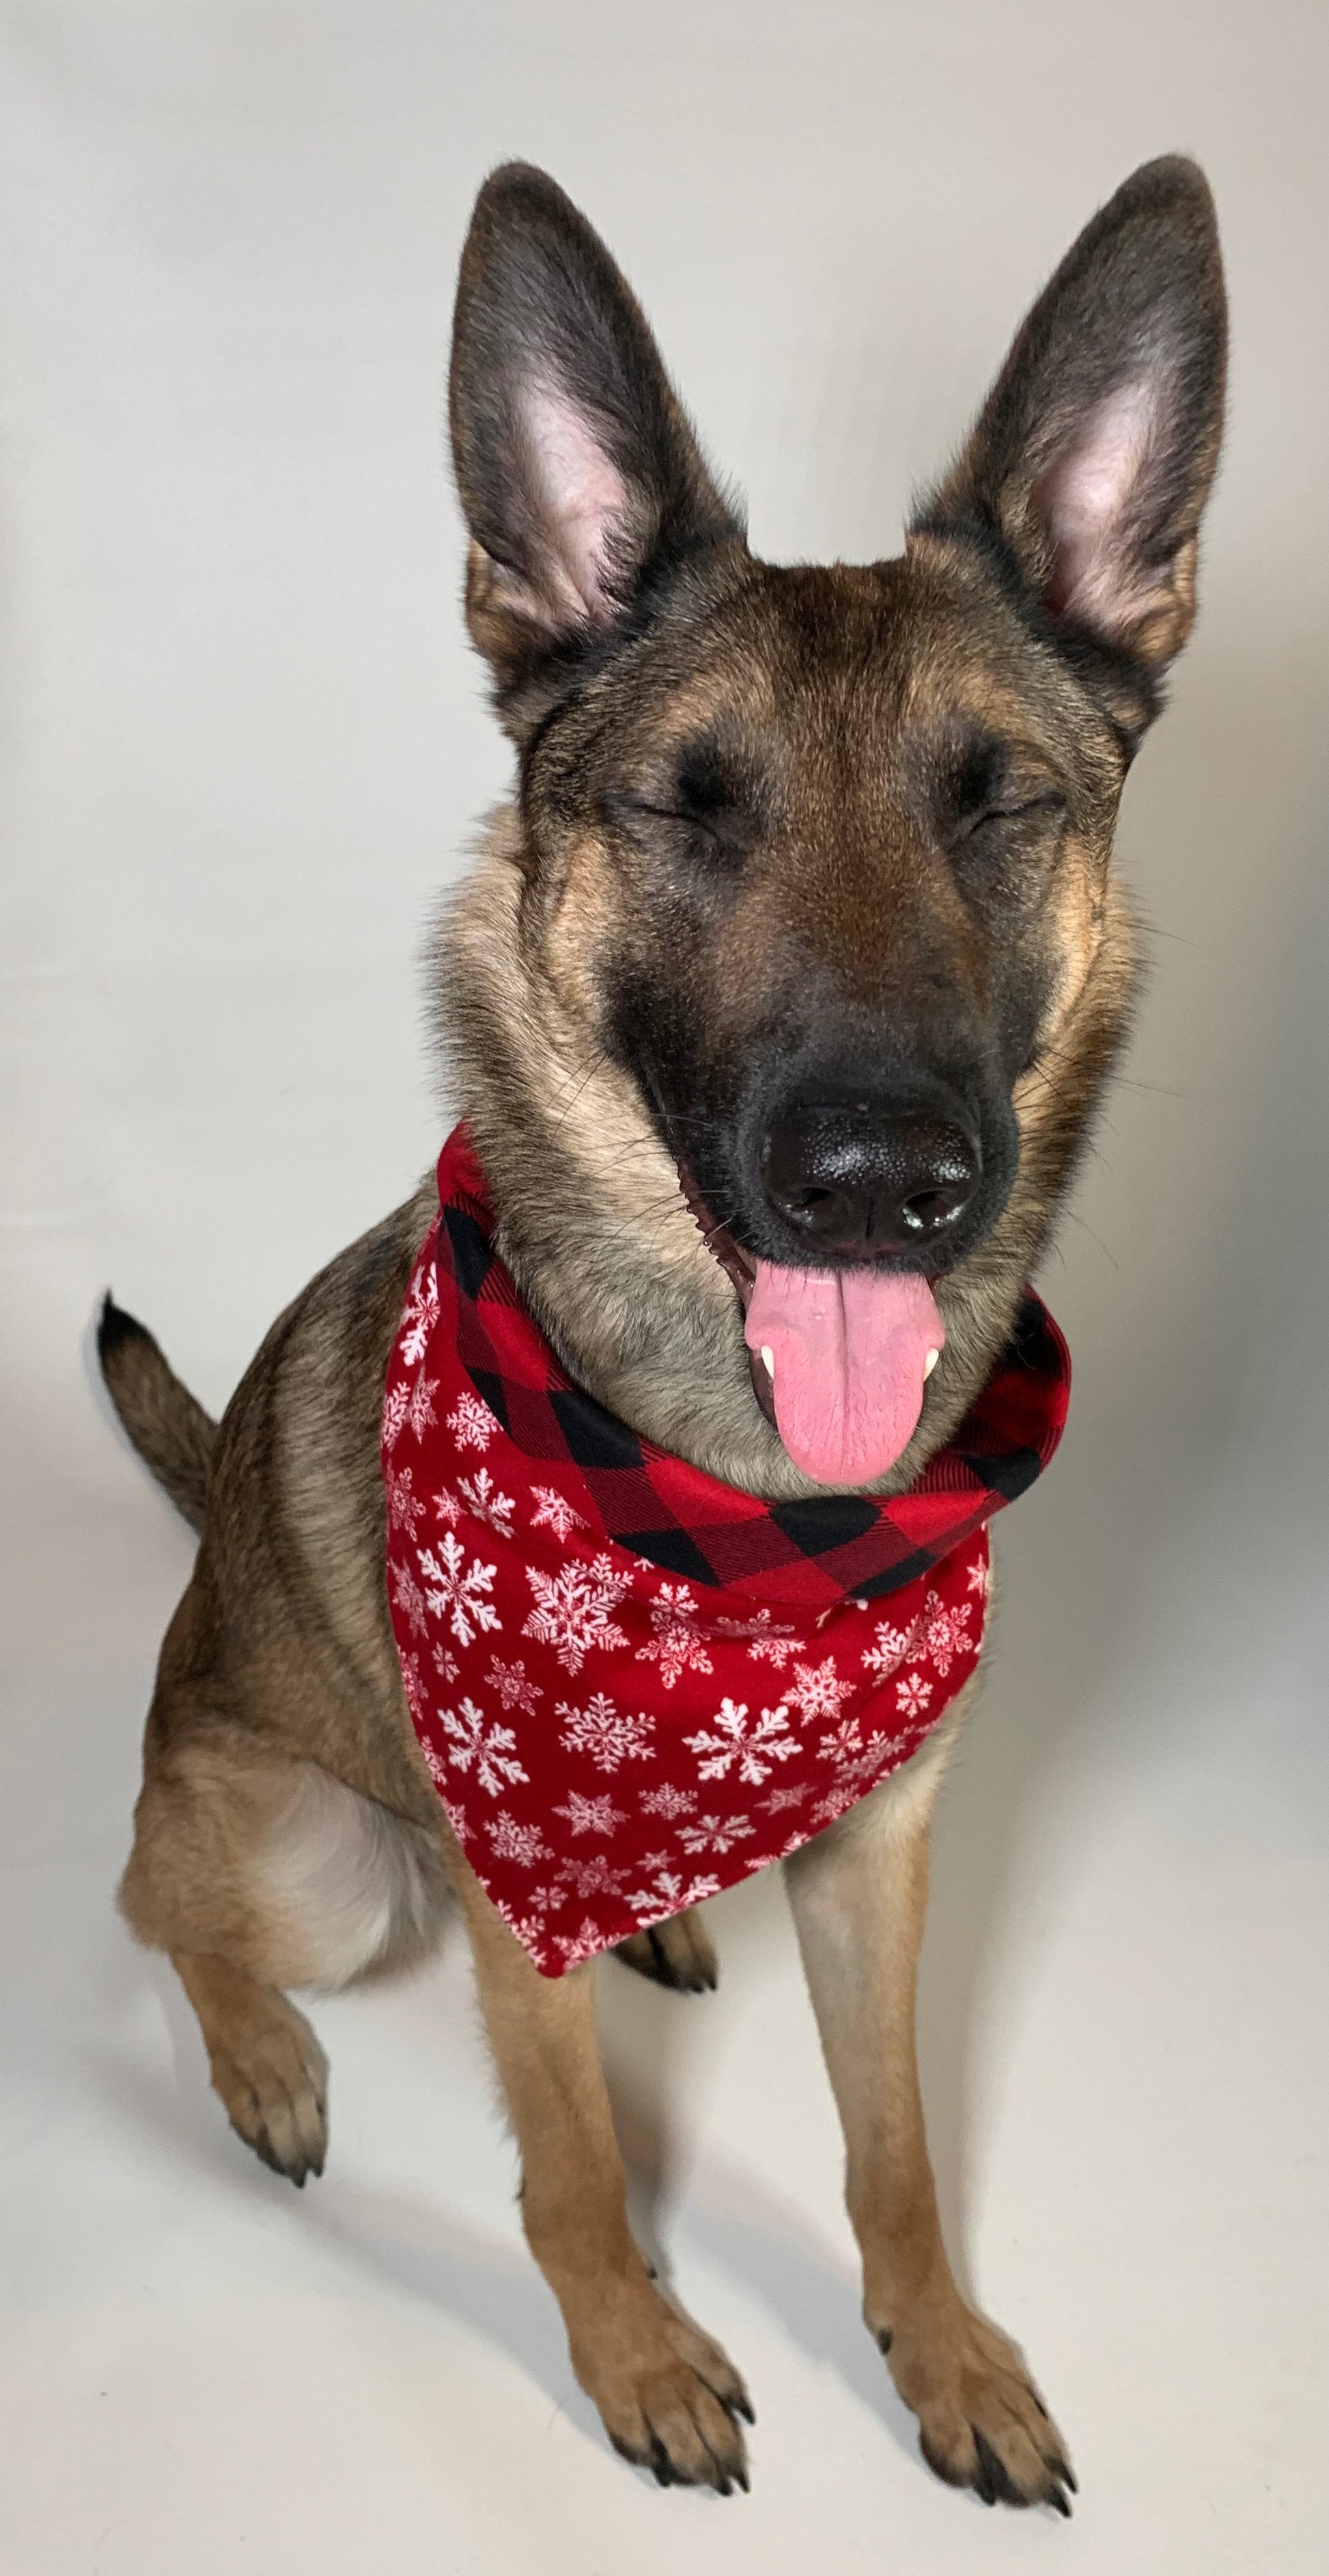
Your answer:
744;1261;943;1487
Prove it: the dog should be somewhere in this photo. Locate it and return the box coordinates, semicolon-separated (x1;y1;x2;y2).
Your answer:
98;156;1225;2511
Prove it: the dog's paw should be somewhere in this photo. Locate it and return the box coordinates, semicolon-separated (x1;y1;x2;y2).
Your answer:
880;2301;1075;2515
208;1988;329;2187
575;2289;752;2493
613;1908;718;1993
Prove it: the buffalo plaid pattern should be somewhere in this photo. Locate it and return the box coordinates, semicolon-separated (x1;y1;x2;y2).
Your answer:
381;1125;1071;1974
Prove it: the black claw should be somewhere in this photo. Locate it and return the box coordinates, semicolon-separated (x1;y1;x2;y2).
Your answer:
648;2433;673;2488
1046;2454;1078;2495
1048;2484;1073;2519
728;2392;756;2427
973;2426;1024;2509
733;2463;749;2494
969;2431;997;2505
877;2328;894;2356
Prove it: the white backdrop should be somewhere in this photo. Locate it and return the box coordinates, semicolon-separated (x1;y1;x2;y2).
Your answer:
1;7;1326;2572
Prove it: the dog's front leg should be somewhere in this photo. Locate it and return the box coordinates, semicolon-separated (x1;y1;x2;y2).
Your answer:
783;1730;1076;2515
451;1849;753;2493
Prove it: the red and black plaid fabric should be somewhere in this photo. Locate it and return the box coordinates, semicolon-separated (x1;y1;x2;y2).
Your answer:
417;1127;1068;1610
380;1125;1070;1976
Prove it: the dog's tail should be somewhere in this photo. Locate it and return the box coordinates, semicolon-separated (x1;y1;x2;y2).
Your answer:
97;1293;218;1535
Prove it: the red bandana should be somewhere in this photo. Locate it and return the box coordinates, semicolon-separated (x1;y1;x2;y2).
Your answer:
382;1126;1070;1976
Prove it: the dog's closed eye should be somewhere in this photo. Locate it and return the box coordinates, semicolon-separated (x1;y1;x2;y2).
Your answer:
606;736;763;860
942;735;1067;850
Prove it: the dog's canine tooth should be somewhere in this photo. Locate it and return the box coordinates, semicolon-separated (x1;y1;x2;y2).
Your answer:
924;1347;940;1378
760;1344;775;1377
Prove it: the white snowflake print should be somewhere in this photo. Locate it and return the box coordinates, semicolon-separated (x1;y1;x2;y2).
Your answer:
551;1789;627;1838
440;1698;529;1797
455;1468;516;1540
432;1641;460;1686
421;1739;472;1841
861;1614;921;1684
710;1609;800;1668
556;1852;628;1901
624;1866;721;1918
811;1778;863;1828
683;1697;798;1786
504;1914;554;1958
485;1656;543;1716
816;1716;871;1766
389;1557;428;1638
788;1655;856;1724
820;1722;915;1798
526;1881;567;1919
419;1532;502;1648
751;1830;807;1866
432;1488;464;1528
917;1594;973;1677
531;1484;589;1543
635;1582;714;1690
447;1389;498;1453
639;1782;697;1820
862;1588;975;1684
895;1670;933;1720
762;1780;813;1815
399;1263;440;1367
485;1810;551;1867
382;1380;410;1452
676;1812;756;1858
557;1692;656;1774
552;1916;609;1970
398;1650;428;1726
968;1556;991;1600
384;1462;425;1541
523;1555;630;1675
811;1730;918;1825
408;1371;439;1442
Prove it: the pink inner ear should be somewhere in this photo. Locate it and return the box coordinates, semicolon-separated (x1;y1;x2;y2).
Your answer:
522;380;632;626
1035;376;1159;634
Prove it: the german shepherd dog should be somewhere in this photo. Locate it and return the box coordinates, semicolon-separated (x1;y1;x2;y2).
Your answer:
99;158;1225;2511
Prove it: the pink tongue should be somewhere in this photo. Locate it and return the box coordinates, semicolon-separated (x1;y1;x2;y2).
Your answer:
744;1262;944;1487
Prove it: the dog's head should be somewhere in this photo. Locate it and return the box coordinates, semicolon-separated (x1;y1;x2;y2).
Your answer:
444;161;1225;1489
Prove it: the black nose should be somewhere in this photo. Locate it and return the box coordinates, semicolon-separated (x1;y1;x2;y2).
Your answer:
761;1098;981;1256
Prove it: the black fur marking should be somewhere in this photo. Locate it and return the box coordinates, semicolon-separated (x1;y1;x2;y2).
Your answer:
97;1291;150;1360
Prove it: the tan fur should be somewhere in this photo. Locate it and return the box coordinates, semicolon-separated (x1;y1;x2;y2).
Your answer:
102;158;1225;2509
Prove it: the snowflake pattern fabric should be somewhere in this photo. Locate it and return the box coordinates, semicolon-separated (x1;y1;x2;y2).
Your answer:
381;1125;1072;1976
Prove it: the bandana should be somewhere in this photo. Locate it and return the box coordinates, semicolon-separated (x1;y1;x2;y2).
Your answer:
382;1125;1070;1976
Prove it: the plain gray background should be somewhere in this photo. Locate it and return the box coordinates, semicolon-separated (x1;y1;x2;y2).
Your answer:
1;5;1326;2571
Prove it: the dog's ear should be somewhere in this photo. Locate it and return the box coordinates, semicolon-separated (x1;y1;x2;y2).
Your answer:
921;158;1227;673
449;164;740;703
